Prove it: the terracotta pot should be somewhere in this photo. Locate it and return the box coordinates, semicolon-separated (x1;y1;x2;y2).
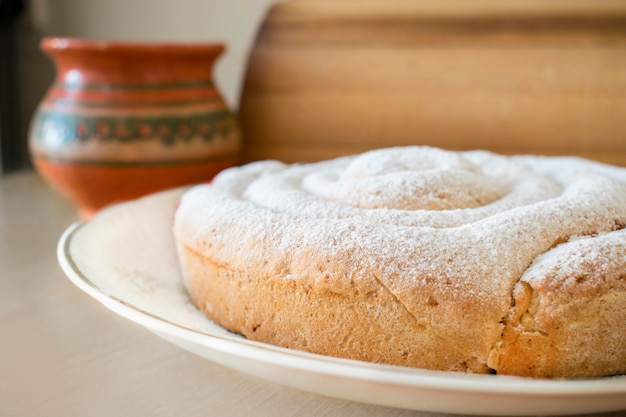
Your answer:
30;37;242;218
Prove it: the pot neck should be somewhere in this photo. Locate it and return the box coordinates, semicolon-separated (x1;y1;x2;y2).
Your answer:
41;38;225;85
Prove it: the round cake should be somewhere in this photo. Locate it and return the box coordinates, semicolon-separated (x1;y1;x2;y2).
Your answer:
173;146;626;378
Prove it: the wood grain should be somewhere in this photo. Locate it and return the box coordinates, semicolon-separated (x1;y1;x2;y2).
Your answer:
239;0;626;166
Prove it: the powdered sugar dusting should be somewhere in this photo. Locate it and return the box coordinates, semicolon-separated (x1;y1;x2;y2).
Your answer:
173;146;626;361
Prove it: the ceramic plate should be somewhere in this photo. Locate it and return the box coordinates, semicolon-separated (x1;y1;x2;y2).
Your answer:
58;188;626;416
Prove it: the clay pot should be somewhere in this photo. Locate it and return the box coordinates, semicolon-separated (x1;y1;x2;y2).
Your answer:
30;37;241;218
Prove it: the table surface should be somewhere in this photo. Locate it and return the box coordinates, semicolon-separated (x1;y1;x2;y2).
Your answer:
1;169;624;417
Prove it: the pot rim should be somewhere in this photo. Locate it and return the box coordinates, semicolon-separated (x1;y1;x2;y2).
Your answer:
41;37;226;55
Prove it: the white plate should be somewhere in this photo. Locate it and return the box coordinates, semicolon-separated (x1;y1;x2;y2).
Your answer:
58;188;626;416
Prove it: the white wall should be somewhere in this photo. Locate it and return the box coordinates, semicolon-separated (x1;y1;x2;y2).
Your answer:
28;0;280;109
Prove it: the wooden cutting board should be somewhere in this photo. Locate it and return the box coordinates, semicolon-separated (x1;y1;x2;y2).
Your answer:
239;0;626;166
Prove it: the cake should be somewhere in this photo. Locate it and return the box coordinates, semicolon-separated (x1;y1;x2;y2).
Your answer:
173;146;626;378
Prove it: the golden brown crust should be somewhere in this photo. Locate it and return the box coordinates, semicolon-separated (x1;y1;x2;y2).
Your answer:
487;231;626;378
178;244;491;373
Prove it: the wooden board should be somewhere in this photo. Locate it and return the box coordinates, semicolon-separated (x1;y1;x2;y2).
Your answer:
239;0;626;166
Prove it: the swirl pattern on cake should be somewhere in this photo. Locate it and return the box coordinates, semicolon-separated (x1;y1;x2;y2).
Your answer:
174;146;626;378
